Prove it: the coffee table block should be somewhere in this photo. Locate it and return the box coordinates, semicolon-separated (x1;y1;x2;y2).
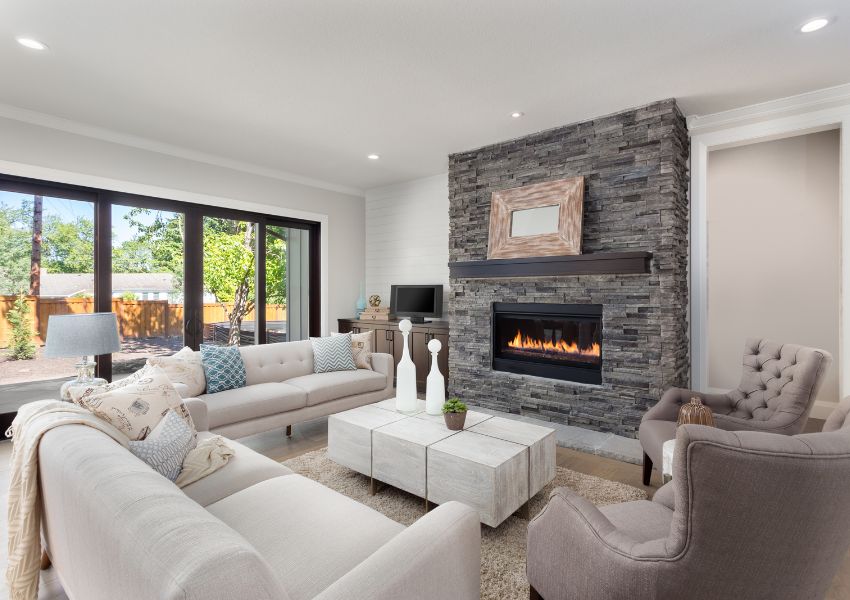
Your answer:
372;418;457;497
427;431;528;527
468;417;556;497
328;405;406;476
413;409;493;429
373;397;426;415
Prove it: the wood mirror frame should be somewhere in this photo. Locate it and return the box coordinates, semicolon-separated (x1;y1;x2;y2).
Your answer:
487;176;585;259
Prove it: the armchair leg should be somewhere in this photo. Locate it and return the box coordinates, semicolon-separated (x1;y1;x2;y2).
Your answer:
642;452;653;486
530;585;542;600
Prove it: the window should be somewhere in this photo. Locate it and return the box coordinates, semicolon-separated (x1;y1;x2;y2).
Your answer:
0;174;320;424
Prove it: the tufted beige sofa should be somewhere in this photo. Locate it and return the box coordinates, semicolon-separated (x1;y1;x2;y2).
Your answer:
639;337;832;484
191;340;395;439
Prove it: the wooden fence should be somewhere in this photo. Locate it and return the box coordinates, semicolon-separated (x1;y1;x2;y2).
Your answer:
0;296;286;348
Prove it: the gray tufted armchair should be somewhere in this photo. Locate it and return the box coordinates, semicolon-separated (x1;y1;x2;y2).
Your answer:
527;397;850;600
639;338;832;485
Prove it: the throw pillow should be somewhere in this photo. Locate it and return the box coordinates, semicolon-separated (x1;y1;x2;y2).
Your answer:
70;365;195;441
310;334;357;373
147;346;206;397
128;409;196;481
332;330;374;370
200;344;247;394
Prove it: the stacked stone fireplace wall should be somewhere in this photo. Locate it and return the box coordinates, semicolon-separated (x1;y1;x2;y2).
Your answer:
448;99;689;437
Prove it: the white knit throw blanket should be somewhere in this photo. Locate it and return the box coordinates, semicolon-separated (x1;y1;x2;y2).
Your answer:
5;400;234;600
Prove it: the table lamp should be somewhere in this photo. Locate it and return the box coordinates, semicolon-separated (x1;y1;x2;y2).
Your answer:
44;312;121;398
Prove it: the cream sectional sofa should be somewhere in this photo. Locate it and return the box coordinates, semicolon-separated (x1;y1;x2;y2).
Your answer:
37;400;482;600
193;339;395;439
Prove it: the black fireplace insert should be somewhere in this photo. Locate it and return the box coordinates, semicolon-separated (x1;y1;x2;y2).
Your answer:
492;302;602;384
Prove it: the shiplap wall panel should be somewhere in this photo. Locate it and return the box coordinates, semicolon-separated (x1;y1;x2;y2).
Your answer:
365;174;449;315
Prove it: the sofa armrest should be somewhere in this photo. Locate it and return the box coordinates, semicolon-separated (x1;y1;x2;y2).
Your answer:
184;398;209;432
370;352;394;390
643;387;732;423
528;488;667;599
313;501;480;600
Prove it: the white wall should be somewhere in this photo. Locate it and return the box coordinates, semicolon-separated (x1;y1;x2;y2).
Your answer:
365;174;449;315
707;130;840;407
0;116;365;334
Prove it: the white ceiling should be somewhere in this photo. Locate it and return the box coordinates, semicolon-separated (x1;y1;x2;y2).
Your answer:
1;1;848;192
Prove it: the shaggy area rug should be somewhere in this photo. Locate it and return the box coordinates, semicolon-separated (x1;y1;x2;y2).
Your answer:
282;447;646;600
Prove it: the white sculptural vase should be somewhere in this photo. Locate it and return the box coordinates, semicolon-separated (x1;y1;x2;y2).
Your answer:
425;338;445;415
395;319;418;414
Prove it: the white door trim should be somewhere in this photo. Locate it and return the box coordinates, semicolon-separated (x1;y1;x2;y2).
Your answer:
690;97;850;419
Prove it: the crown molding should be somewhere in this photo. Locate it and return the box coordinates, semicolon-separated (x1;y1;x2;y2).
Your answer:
687;83;850;133
0;102;364;197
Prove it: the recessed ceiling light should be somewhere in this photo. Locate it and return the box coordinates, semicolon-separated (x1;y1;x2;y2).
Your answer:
800;18;829;33
510;112;525;119
16;37;48;50
367;154;380;160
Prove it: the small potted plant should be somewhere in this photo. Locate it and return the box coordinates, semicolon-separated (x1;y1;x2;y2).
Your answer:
442;397;468;430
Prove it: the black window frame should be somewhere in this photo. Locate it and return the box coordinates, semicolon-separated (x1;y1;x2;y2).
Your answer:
0;172;322;384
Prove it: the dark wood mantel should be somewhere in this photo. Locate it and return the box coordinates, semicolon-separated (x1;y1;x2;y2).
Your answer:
448;251;652;279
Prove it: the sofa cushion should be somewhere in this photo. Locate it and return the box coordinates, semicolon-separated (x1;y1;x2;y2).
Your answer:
204;382;307;429
128;409;196;481
310;334;357;373
286;369;388;406
599;500;673;543
147;346;206;397
240;340;314;386
332;330;373;369
182;432;294;506
70;364;194;441
207;475;404;600
201;344;247;394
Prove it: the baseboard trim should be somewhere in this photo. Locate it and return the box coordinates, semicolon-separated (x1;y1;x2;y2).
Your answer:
811;400;839;421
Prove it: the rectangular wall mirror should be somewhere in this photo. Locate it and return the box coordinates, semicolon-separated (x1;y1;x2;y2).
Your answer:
510;204;560;237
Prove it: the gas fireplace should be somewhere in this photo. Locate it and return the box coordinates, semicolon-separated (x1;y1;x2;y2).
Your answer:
492;303;602;384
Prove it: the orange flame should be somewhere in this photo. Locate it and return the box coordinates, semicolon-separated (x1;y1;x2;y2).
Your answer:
507;330;600;358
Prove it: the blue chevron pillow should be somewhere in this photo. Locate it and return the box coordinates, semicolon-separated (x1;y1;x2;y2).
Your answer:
311;333;357;373
200;344;247;394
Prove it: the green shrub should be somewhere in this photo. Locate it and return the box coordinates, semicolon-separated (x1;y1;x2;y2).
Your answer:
442;397;468;414
6;292;36;360
120;291;138;301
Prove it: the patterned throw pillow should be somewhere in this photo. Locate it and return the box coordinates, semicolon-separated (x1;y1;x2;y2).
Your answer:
147;346;206;397
332;330;373;370
129;409;196;481
70;365;195;441
310;334;357;373
200;344;247;394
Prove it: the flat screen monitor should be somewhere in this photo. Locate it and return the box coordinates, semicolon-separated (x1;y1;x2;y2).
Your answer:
390;285;443;323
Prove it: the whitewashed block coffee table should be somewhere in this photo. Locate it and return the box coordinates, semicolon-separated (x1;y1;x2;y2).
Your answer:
328;399;556;527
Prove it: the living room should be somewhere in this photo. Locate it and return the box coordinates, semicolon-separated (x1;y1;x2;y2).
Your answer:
1;2;849;599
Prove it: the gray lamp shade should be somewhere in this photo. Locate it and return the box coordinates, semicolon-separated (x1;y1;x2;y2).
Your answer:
44;313;121;358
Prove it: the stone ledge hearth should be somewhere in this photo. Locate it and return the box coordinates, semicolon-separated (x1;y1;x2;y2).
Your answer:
447;99;689;438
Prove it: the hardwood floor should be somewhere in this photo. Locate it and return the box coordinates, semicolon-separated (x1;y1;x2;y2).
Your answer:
2;415;847;599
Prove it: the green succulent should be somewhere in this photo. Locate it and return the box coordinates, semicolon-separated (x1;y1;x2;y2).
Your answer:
442;398;468;414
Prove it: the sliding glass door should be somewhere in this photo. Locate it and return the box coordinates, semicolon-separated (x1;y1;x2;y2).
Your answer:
0;185;96;413
111;204;185;376
0;173;321;426
266;224;311;343
202;216;258;346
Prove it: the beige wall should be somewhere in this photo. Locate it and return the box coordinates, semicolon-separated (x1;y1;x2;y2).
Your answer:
707;130;840;407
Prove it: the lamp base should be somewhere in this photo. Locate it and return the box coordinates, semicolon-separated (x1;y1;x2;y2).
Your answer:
60;361;107;402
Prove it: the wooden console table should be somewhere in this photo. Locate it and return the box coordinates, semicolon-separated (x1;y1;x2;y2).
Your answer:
337;318;449;392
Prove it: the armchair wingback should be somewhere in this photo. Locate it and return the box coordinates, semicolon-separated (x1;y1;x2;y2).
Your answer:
527;398;850;600
639;337;832;483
